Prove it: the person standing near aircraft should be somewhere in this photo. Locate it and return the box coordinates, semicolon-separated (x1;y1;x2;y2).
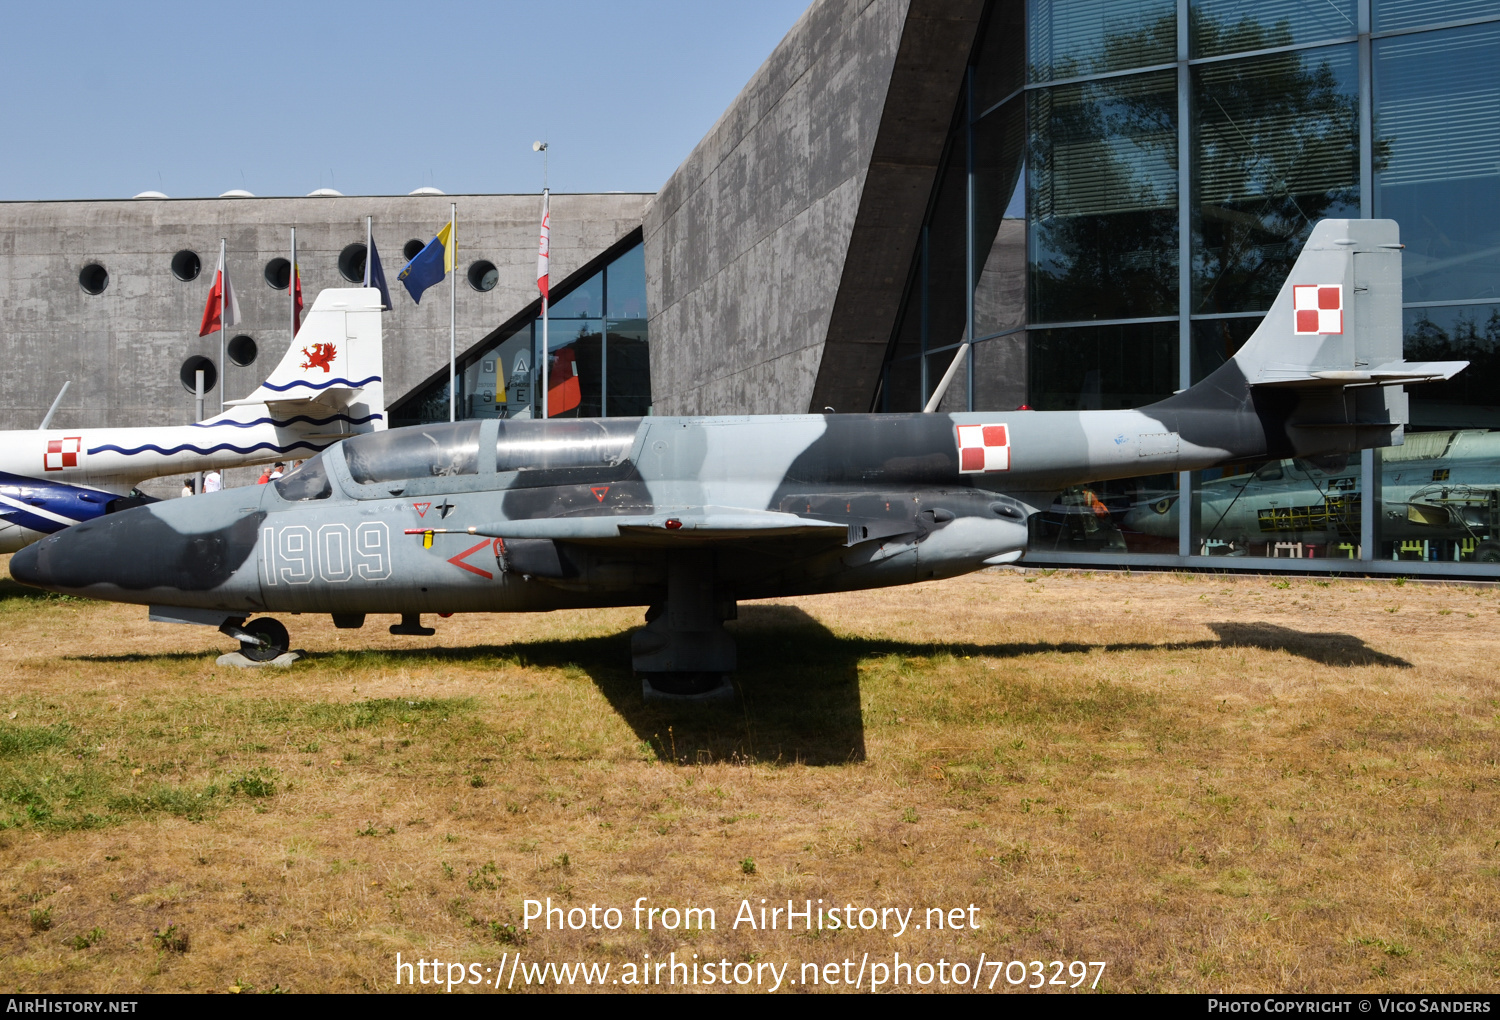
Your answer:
203;469;222;493
179;479;193;498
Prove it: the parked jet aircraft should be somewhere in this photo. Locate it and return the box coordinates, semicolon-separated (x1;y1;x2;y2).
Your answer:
1121;429;1500;562
10;221;1466;691
0;289;384;553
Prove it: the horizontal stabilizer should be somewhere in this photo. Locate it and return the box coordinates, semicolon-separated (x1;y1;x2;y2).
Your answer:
1251;360;1468;388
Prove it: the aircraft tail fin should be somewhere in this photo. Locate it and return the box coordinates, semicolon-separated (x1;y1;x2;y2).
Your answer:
1165;218;1465;450
219;287;386;434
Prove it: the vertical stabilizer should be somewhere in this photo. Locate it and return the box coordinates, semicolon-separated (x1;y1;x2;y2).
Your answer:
1162;219;1465;456
221;287;385;433
1232;219;1410;384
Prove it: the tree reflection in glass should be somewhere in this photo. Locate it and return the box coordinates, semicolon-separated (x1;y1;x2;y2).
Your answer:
1192;39;1362;314
1028;70;1179;323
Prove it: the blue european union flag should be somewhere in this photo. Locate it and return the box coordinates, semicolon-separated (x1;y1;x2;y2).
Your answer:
397;221;452;304
366;235;393;311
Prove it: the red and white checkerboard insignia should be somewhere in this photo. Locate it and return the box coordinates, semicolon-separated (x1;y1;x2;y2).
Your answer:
43;436;82;472
1293;284;1342;335
955;423;1010;474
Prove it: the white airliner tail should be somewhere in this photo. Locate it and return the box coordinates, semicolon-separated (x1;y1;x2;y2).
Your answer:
222;286;385;433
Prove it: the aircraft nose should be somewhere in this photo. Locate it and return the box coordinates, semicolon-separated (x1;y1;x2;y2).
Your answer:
8;541;44;588
6;502;265;595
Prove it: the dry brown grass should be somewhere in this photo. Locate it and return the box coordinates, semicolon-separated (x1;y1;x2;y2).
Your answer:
0;556;1497;993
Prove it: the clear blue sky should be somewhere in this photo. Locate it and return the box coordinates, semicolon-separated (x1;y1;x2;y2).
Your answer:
0;1;811;200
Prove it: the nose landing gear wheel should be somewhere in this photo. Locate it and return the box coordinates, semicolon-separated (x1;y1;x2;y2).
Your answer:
239;618;290;662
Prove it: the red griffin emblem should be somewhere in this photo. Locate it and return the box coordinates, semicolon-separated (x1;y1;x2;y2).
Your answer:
300;343;338;372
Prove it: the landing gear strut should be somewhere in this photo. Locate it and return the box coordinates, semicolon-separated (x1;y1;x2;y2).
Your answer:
390;613;435;636
632;551;736;700
219;617;290;662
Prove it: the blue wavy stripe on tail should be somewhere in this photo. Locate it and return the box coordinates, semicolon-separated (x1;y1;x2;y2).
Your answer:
257;375;382;393
189;413;383;429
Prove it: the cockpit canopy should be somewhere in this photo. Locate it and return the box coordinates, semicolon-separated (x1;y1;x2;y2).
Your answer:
345;422;483;484
337;418;641;485
495;419;636;472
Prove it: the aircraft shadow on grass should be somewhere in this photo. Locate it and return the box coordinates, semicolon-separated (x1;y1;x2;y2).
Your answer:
57;609;1408;765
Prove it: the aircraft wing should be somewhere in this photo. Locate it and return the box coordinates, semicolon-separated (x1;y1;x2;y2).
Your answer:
457;508;850;547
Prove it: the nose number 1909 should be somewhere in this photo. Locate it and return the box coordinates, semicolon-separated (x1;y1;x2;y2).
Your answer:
261;522;392;585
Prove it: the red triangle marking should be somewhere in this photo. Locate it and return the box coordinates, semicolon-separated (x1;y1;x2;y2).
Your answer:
591;486;610;503
413;502;432;518
447;540;494;580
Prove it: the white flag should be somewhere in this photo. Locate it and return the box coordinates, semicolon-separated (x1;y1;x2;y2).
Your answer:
536;191;550;299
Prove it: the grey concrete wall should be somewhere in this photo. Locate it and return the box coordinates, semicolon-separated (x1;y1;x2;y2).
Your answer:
643;0;984;417
812;0;985;414
643;0;912;416
0;193;648;436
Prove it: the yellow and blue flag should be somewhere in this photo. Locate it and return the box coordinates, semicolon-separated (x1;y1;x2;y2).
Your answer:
397;221;453;304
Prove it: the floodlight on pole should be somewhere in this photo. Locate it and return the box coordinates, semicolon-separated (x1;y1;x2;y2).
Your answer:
532;140;548;191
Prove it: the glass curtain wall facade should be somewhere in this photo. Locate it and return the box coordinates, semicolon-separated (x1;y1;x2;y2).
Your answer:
880;0;1500;577
391;235;651;427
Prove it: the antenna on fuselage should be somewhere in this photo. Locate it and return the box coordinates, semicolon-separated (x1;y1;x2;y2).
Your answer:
922;343;970;413
38;381;71;430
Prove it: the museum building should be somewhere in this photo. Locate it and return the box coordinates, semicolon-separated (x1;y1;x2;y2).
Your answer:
1;0;1497;578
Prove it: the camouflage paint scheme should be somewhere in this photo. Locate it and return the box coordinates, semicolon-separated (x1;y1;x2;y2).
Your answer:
10;220;1466;673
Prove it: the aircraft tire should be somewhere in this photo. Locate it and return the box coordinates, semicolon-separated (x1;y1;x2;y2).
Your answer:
240;618;290;662
1474;541;1500;564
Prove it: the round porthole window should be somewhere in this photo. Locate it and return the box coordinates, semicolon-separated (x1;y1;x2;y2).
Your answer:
227;334;258;367
171;250;201;282
403;239;425;262
467;260;499;292
179;355;218;395
78;264;108;295
338;243;367;283
264;257;290;289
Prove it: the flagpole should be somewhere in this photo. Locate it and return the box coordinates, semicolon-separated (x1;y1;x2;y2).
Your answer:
449;202;457;423
219;238;227;412
542;188;550;420
290;227;297;344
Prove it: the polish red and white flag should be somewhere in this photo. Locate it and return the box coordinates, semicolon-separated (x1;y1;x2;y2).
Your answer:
198;249;242;336
536;191;550;299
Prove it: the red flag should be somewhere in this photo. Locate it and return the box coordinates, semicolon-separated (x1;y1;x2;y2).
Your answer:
198;249;241;336
293;263;304;335
536;192;550;299
547;346;580;416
